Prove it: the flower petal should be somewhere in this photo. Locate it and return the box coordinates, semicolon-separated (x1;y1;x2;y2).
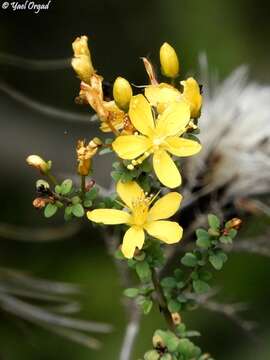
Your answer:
87;209;131;224
181;77;202;118
155;101;190;137
144;220;183;244
148;192;182;221
165;136;202;157
145;83;181;113
112;135;151;160
116;181;144;209
129;94;154;136
153;149;181;188
121;226;145;259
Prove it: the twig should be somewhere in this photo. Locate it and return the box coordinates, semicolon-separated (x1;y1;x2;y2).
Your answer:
0;80;97;123
104;230;141;360
0;52;70;70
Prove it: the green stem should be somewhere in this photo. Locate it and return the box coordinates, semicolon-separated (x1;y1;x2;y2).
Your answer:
46;172;58;186
151;267;175;332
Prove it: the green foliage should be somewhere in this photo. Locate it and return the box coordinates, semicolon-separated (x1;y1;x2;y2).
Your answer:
143;327;213;360
44;203;58;218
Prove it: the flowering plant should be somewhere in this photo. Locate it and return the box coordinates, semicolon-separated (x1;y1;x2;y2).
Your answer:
27;36;242;359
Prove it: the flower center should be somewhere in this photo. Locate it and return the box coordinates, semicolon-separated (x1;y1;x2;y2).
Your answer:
131;196;150;226
153;138;162;146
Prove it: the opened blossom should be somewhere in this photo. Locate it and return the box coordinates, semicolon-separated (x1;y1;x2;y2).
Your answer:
87;181;183;259
112;94;201;188
145;77;202;118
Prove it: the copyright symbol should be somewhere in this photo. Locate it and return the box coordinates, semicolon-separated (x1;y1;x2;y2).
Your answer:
2;2;9;9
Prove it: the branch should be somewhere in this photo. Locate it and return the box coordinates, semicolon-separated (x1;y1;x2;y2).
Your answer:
104;230;141;360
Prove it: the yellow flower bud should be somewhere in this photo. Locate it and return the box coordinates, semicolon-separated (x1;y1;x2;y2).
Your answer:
26;155;49;173
160;42;179;78
113;77;133;111
71;35;95;83
181;77;202;118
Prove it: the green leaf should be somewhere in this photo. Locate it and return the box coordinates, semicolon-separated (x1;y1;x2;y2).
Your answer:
71;196;81;205
166;334;180;352
192;280;210;294
140;159;152;173
55;185;62;194
177;338;195;356
181;253;197;267
99;147;112;155
219;235;232;244
142;299;153;314
44;203;58;218
72;203;85;218
229;229;237;239
61;179;73;195
111;171;122;182
83;199;92;208
123;288;139;298
160;277;177;288
136;261;151;282
209;252;227;270
64;206;73;221
168;299;181;313
85;187;99;200
196;229;211;249
208;214;220;230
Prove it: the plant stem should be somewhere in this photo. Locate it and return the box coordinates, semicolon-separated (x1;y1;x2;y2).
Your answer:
151;267;175;332
46;172;58;186
81;175;86;201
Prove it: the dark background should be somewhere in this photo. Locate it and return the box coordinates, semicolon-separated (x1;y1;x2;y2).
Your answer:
0;0;270;359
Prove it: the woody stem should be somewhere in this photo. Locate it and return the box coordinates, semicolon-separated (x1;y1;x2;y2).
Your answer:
151;267;175;332
81;175;86;201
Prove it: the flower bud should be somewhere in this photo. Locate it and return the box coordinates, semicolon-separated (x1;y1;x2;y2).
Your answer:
113;77;133;111
72;35;95;83
144;350;160;360
152;333;165;348
225;218;242;230
171;312;181;325
181;77;202;118
26;155;49;173
160;42;179;78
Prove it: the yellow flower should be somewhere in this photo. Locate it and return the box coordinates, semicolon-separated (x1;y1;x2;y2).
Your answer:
112;95;201;188
71;35;95;83
87;181;183;258
181;77;202;118
113;77;133;111
145;77;202;118
160;42;180;78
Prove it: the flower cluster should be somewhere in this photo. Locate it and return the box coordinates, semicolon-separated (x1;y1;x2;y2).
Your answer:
26;36;241;360
69;36;202;258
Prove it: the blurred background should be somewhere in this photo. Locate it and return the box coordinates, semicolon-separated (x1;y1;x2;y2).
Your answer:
0;0;270;359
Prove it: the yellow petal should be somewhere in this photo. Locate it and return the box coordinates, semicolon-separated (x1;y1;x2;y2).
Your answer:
116;181;144;210
153;149;181;188
129;94;154;136
156;101;190;137
144;220;183;244
148;192;182;221
165;136;202;157
121;226;145;259
87;209;131;224
145;83;181;113
181;77;202;118
112;135;151;160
